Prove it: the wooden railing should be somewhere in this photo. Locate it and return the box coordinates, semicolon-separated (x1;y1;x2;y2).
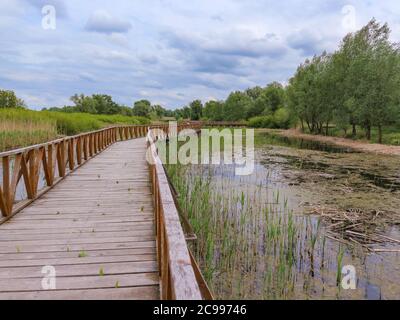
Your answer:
147;128;209;300
0;124;201;220
0;122;210;300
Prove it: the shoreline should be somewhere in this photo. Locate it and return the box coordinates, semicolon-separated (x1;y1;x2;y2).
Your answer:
263;128;400;156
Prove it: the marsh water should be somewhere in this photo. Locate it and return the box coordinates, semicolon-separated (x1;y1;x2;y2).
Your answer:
166;130;400;300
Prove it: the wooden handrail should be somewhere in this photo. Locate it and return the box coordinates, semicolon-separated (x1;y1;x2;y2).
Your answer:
147;129;204;300
0;124;190;219
0;121;213;300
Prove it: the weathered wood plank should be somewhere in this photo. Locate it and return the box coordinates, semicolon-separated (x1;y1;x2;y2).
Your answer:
0;240;156;254
0;273;158;291
0;254;156;268
0;235;155;247
0;286;159;300
0;138;160;299
0;247;156;261
0;261;158;279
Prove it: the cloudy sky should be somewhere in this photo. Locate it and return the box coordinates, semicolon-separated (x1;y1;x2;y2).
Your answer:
1;0;399;109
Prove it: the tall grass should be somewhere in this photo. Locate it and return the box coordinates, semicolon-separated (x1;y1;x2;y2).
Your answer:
166;162;327;299
0;109;57;151
0;108;150;151
162;129;358;299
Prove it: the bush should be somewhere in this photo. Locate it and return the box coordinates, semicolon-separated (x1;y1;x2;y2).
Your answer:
272;108;290;129
247;115;274;128
248;108;291;129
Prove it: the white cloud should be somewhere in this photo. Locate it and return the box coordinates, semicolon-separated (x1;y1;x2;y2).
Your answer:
0;0;400;108
85;10;132;34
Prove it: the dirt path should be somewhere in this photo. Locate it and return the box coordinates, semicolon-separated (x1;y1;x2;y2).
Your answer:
268;129;400;156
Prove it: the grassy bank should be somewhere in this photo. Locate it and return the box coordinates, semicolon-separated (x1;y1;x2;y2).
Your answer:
0;109;149;152
295;124;400;146
328;125;400;146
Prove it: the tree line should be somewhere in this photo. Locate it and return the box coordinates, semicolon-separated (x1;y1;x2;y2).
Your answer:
172;19;400;143
2;19;399;143
172;82;290;128
43;94;174;119
287;19;400;143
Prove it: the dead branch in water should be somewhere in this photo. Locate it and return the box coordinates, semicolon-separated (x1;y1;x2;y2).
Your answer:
305;205;400;249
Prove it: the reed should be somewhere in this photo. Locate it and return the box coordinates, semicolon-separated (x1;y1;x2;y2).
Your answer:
166;161;310;299
0;108;150;151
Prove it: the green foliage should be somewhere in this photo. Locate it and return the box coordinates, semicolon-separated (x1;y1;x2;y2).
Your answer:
202;100;224;120
223;91;252;121
273;108;291;128
189;99;203;120
261;82;286;114
0;90;25;108
248;115;274;128
69;94;121;114
133;99;151;117
0;108;150;151
287;19;400;142
248;108;291;129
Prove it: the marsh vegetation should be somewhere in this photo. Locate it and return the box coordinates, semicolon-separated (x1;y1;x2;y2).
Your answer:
0;108;149;152
165;130;400;299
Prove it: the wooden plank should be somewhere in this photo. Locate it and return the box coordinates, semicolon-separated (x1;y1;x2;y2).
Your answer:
0;273;158;291
0;261;158;279
0;236;155;248
0;286;159;300
0;133;208;300
0;220;154;230
0;254;156;268
0;240;156;255
0;229;154;241
0;222;154;234
0;248;156;261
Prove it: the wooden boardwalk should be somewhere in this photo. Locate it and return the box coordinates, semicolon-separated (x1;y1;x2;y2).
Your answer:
0;138;159;299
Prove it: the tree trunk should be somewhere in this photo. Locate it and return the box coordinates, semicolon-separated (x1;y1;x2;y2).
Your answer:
365;125;371;140
325;122;329;136
306;121;312;133
378;125;383;144
352;124;356;138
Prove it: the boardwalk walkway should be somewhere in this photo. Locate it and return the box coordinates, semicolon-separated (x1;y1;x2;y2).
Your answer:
0;138;159;299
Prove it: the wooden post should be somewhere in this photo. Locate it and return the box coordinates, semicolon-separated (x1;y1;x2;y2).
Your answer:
77;137;82;165
2;156;10;215
68;139;74;170
57;141;66;177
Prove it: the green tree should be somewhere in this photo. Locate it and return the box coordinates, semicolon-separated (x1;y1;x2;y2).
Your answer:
0;90;25;108
223;91;252;121
133;100;151;117
189;100;203;120
262;82;286;114
92;94;120;114
246;82;286;119
245;86;263;100
340;19;400;141
70;94;97;114
203;100;224;120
